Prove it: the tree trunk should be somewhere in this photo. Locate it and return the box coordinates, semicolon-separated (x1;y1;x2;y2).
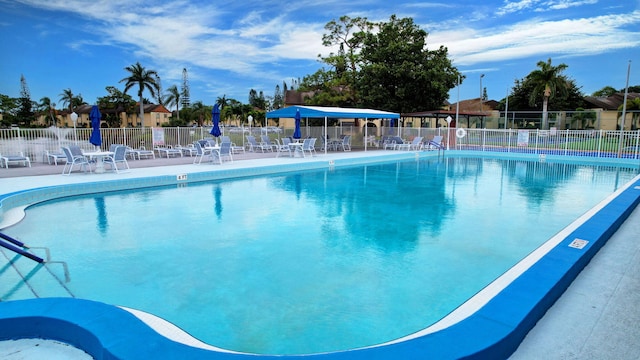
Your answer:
542;96;549;129
139;96;144;127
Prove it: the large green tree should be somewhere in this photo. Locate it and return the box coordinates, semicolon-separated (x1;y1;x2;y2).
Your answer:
356;15;460;113
16;74;34;127
97;86;135;127
527;58;570;129
120;62;161;125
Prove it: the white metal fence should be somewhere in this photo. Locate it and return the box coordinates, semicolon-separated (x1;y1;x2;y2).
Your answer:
1;126;639;163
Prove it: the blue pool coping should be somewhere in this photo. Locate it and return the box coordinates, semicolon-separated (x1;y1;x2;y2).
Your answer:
1;151;639;359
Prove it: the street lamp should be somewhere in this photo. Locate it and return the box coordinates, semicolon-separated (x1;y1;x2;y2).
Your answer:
70;111;78;144
248;114;253;135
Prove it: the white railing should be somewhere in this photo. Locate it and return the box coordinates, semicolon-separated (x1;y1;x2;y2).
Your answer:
1;127;639;163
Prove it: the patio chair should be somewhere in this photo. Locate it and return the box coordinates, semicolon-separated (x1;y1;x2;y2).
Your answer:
301;138;317;157
427;135;445;150
103;145;130;173
275;137;293;157
193;142;213;164
220;136;244;154
260;135;279;152
397;136;423;151
0;152;31;168
334;135;352;151
212;142;233;164
61;146;91;175
246;135;271;152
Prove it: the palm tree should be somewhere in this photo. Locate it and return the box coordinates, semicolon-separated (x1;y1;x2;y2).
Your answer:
38;97;57;126
59;88;75;112
190;101;209;127
164;85;181;121
120;62;161;126
527;58;569;129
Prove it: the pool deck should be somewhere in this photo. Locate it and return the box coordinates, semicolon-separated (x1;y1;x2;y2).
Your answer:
0;150;639;359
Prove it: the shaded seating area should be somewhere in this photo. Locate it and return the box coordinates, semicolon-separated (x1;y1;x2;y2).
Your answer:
0;152;31;168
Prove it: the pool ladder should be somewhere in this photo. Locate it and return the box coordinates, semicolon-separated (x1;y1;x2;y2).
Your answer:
0;232;74;299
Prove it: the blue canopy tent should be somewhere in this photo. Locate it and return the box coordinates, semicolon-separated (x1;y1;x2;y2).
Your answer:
89;105;102;148
266;106;400;153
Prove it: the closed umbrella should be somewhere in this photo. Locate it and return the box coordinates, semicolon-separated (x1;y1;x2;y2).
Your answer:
89;105;102;147
293;109;302;139
210;104;221;138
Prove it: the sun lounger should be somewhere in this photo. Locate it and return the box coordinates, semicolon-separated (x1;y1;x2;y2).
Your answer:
0;152;31;168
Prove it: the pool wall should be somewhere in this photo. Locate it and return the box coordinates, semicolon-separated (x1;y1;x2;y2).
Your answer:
1;151;639;359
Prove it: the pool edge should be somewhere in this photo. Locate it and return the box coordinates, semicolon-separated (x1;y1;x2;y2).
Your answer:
1;151;639;359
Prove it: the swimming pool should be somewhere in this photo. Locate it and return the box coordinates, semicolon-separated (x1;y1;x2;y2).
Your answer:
2;154;639;356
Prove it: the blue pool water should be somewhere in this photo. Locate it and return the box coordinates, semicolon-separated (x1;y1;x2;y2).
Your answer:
3;156;638;355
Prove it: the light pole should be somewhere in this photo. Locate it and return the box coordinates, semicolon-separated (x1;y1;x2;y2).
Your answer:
617;60;631;158
248;114;253;138
70;111;78;144
479;74;485;112
446;116;452;151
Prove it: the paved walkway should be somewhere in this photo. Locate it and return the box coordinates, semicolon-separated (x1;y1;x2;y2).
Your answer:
1;151;638;359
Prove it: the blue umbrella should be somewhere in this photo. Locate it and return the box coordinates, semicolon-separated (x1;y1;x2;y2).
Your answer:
210;104;221;138
293;109;302;139
89;105;102;147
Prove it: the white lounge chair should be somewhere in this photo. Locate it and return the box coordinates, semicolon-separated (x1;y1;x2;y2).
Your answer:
0;152;31;168
45;150;67;165
397;136;423;151
427;136;444;150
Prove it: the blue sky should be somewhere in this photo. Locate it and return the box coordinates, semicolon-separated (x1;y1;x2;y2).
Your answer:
1;0;639;110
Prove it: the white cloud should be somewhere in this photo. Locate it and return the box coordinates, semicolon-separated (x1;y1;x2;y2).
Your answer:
430;10;640;65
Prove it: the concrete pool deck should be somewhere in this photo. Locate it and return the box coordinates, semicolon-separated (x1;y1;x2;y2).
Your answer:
0;150;639;359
